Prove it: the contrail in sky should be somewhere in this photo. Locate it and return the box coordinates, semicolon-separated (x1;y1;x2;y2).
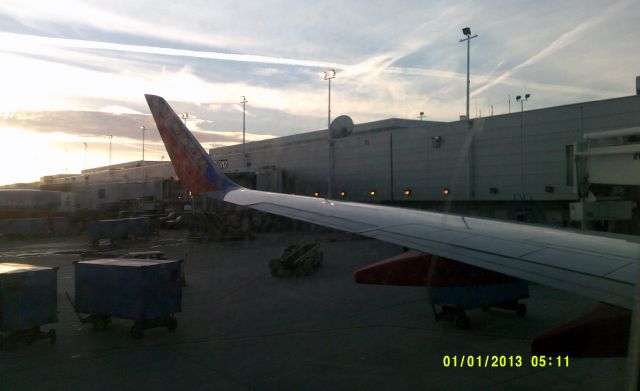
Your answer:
0;31;344;70
472;0;632;97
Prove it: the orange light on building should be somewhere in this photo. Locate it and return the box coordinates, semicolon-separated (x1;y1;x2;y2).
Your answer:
442;188;450;196
403;189;412;196
370;190;377;197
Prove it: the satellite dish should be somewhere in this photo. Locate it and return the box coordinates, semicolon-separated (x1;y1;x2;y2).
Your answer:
329;115;354;139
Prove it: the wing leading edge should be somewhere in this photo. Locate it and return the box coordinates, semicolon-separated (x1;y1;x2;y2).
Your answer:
145;94;640;310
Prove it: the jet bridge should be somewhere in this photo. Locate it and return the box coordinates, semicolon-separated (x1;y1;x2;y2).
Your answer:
570;126;639;225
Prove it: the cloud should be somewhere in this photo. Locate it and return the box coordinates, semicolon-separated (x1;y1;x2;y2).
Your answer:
471;0;633;98
0;0;257;50
0;0;639;185
100;105;145;115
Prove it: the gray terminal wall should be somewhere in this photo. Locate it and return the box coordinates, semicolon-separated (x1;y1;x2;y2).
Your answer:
211;95;640;203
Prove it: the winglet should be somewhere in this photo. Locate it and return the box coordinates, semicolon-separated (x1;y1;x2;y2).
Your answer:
145;94;238;194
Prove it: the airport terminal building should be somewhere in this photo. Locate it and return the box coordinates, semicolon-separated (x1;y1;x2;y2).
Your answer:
211;90;640;230
18;83;640;233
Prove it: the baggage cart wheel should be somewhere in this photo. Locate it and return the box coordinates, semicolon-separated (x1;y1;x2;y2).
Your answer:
93;316;111;330
0;335;12;350
432;305;441;321
26;327;39;345
516;303;527;318
130;323;144;339
165;316;178;332
305;258;316;275
454;314;470;330
48;329;56;345
268;258;279;276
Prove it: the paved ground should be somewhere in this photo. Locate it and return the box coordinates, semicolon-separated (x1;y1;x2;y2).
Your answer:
0;230;626;390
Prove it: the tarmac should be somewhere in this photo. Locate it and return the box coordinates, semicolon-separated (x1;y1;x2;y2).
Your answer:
0;229;627;391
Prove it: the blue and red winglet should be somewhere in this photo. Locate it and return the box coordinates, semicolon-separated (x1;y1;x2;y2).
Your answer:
145;94;238;194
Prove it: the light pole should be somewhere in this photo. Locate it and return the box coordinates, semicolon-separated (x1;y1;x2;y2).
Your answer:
181;112;189;126
516;94;530;112
140;125;145;164
83;142;87;170
459;27;478;121
323;70;336;129
107;135;113;167
516;94;531;195
460;27;477;200
241;96;248;167
322;69;336;198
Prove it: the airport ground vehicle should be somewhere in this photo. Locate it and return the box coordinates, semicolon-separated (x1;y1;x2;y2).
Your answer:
269;243;323;277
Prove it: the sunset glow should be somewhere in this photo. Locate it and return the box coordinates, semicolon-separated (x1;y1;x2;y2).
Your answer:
0;0;638;185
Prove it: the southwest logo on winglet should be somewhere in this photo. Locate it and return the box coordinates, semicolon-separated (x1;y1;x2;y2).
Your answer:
144;94;238;194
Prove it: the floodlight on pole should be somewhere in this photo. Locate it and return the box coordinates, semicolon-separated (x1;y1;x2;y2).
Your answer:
516;93;531;195
107;134;113;167
322;70;336;130
322;69;336;199
140;125;146;164
516;93;531;112
83;142;88;170
241;96;248;167
459;27;478;121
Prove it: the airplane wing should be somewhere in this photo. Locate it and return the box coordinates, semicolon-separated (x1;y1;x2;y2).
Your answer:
145;94;640;310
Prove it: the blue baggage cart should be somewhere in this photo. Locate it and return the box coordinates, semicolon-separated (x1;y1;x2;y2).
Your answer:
0;263;57;348
430;281;529;329
87;217;152;246
73;258;181;338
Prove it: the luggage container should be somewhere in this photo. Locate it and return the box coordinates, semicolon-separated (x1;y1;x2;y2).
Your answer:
49;216;70;236
429;281;529;329
0;218;49;238
87;217;152;246
354;250;528;329
0;263;57;348
73;258;181;338
120;251;187;287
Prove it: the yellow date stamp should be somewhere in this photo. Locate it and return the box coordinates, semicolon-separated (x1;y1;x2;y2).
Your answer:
442;355;570;368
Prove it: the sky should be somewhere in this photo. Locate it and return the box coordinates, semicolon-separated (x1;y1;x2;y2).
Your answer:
0;0;639;185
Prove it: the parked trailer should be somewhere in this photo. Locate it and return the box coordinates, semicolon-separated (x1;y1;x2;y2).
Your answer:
87;217;152;246
0;263;57;349
0;218;49;238
73;259;181;338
